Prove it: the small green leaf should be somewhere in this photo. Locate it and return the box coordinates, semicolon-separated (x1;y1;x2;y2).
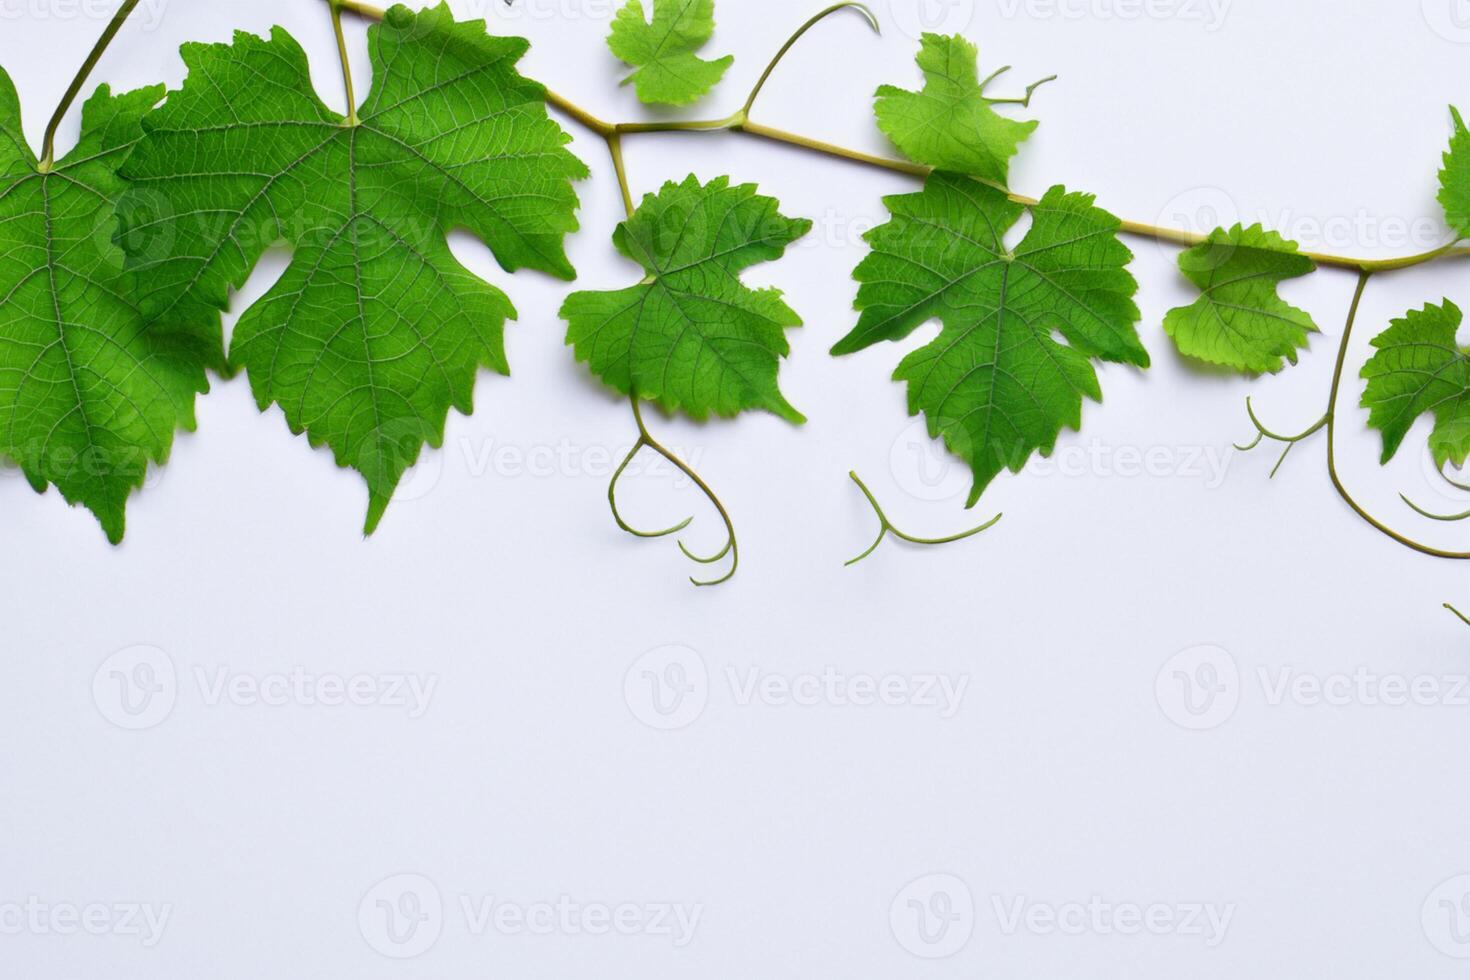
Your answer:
118;4;587;533
1163;224;1318;374
561;174;810;424
608;0;733;106
0;72;210;543
834;173;1145;506
874;33;1040;186
1439;106;1470;240
1361;300;1470;468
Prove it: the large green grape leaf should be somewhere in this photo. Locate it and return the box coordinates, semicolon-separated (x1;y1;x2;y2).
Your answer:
118;3;587;533
560;174;809;424
607;0;732;106
833;173;1145;507
1360;300;1470;468
0;73;210;543
1439;106;1470;240
874;33;1039;186
1163;224;1317;374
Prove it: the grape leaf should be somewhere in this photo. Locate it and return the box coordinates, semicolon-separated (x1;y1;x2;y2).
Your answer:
560;174;809;424
874;33;1038;186
833;173;1145;506
608;0;733;106
117;3;587;533
1439;106;1470;240
1360;300;1470;468
1163;224;1317;374
0;73;210;543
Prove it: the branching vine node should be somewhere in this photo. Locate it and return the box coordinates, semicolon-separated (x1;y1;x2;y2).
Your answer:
845;472;1001;567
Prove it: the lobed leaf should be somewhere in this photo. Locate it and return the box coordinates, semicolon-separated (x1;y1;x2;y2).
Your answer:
1439;106;1470;240
874;33;1039;186
834;173;1145;507
1163;224;1317;374
561;174;809;424
1360;300;1470;468
0;72;210;542
117;3;587;532
608;0;733;106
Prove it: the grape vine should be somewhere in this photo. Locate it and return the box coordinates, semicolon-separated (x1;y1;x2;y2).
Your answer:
1;0;1466;619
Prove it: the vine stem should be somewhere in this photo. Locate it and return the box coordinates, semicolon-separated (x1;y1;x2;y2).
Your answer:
331;0;1470;273
845;472;1001;566
38;0;144;171
1447;604;1470;628
1323;271;1470;561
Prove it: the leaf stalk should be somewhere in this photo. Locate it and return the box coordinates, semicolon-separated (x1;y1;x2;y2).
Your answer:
39;0;145;170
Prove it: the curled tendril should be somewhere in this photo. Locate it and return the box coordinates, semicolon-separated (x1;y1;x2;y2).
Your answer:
605;397;738;587
845;471;1001;567
1439;465;1470;494
977;65;1059;107
1234;273;1470;570
1233;396;1329;478
1399;494;1470;523
1447;604;1470;628
741;3;881;119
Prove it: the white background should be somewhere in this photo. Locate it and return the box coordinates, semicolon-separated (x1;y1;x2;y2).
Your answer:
3;0;1470;976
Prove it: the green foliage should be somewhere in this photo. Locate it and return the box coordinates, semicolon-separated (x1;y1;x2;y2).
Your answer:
0;72;209;542
834;173;1144;507
1163;224;1317;374
117;3;587;532
1439;106;1470;240
561;174;809;423
1361;300;1470;468
608;0;733;106
874;33;1038;185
